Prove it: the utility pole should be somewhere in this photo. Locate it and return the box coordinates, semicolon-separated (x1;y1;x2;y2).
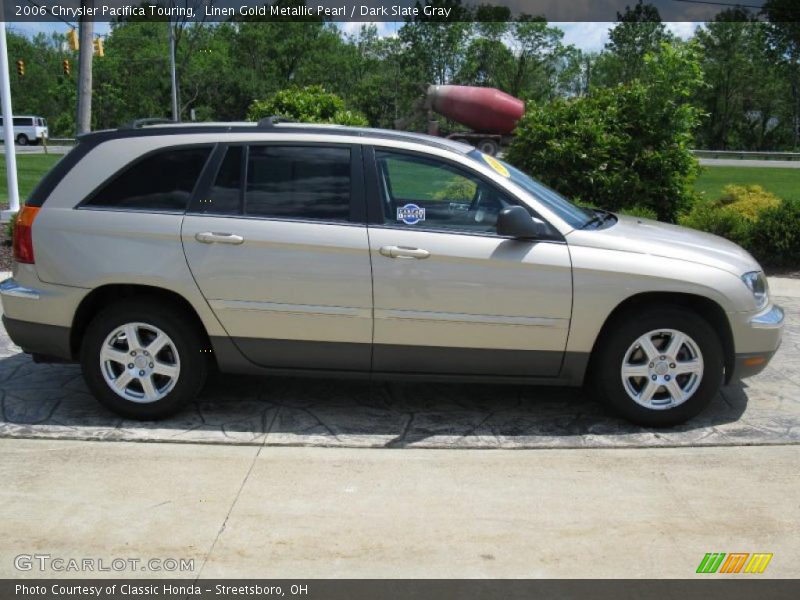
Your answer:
0;20;20;220
169;20;178;122
76;0;93;135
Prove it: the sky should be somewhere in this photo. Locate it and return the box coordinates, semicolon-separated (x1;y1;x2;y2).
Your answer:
9;21;701;53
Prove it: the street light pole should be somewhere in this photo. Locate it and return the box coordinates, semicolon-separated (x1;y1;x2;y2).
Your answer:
0;20;20;220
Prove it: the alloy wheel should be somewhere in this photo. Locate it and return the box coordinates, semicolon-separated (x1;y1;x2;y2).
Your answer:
620;328;704;410
99;322;181;404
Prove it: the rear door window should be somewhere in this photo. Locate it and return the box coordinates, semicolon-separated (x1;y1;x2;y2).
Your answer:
245;145;351;222
84;147;211;211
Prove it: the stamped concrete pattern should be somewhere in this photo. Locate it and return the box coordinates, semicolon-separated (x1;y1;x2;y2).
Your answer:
0;295;798;449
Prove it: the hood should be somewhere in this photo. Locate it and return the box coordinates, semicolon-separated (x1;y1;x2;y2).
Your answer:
565;214;761;276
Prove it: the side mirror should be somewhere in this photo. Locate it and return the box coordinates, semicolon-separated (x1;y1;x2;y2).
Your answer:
496;206;547;239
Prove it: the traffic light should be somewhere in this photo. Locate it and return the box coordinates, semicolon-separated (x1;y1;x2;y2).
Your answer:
16;60;24;77
67;29;79;51
62;59;71;76
93;37;104;57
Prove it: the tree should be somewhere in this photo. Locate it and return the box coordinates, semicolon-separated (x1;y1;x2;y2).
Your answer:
597;1;673;86
347;25;413;128
695;10;792;150
398;0;473;86
762;0;800;145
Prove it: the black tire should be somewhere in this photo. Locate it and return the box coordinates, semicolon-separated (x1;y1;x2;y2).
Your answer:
477;138;499;156
80;299;208;420
16;134;28;146
590;306;724;427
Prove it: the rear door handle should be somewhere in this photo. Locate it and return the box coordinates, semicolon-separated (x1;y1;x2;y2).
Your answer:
379;245;430;259
195;232;244;245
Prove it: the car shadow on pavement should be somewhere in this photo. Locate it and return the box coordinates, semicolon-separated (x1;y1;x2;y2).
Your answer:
0;352;757;448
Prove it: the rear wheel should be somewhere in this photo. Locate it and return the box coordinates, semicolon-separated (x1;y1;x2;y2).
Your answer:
16;134;28;146
80;299;208;420
591;306;723;426
477;138;500;156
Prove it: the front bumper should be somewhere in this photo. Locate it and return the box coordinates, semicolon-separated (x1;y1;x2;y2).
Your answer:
729;304;784;381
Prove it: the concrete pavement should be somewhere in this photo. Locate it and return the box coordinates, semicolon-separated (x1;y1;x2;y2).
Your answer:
0;438;797;579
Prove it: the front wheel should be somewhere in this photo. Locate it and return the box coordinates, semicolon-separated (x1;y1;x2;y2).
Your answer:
16;134;28;146
80;300;208;420
591;306;724;426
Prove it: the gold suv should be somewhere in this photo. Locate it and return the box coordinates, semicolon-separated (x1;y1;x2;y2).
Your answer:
0;121;784;426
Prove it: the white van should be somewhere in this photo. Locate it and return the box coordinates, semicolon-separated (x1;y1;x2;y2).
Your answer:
0;115;48;145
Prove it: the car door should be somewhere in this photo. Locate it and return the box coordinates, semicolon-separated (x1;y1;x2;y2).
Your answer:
365;147;572;377
181;142;373;371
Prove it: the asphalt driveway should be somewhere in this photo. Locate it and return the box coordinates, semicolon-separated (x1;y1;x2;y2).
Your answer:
0;293;797;450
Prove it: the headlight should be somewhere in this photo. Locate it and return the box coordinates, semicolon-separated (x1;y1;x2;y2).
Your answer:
742;271;769;310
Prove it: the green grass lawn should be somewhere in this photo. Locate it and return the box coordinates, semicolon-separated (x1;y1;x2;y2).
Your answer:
0;153;63;207
694;166;800;203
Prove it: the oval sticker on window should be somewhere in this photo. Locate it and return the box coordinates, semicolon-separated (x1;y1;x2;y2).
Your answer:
397;203;426;225
482;153;510;178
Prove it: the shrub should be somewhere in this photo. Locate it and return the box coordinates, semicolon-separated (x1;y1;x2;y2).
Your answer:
5;212;17;239
433;177;476;202
618;205;658;220
507;43;703;223
680;188;800;269
680;185;782;251
711;185;780;221
247;85;368;126
679;203;751;246
747;200;800;268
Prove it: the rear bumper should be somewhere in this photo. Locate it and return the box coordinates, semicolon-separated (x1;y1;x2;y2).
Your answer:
0;275;84;361
2;315;72;359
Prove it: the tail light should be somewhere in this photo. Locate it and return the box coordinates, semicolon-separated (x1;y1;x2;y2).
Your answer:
12;205;40;264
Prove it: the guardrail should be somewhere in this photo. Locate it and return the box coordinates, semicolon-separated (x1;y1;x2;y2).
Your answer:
693;149;800;161
46;137;76;145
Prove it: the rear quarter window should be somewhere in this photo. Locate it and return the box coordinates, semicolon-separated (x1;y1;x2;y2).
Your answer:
83;146;211;211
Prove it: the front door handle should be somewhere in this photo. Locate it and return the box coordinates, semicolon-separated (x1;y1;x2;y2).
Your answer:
195;232;244;245
379;245;430;259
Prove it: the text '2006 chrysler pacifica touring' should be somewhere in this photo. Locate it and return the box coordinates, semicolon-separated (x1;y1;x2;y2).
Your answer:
0;121;784;426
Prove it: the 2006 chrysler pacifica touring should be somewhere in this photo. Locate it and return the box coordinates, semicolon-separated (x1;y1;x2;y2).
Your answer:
0;121;784;426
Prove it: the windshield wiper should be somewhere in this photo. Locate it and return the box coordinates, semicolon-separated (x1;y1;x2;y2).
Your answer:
582;210;611;229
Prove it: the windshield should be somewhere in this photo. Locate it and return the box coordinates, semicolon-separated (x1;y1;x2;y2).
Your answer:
468;150;593;229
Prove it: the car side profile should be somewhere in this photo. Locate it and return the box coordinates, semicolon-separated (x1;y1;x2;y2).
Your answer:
0;115;49;145
0;121;784;426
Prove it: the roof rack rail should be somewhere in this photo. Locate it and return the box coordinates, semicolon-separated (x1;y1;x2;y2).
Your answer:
120;118;176;129
257;115;295;127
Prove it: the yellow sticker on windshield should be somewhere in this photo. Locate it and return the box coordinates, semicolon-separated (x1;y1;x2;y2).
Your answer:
482;153;510;178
